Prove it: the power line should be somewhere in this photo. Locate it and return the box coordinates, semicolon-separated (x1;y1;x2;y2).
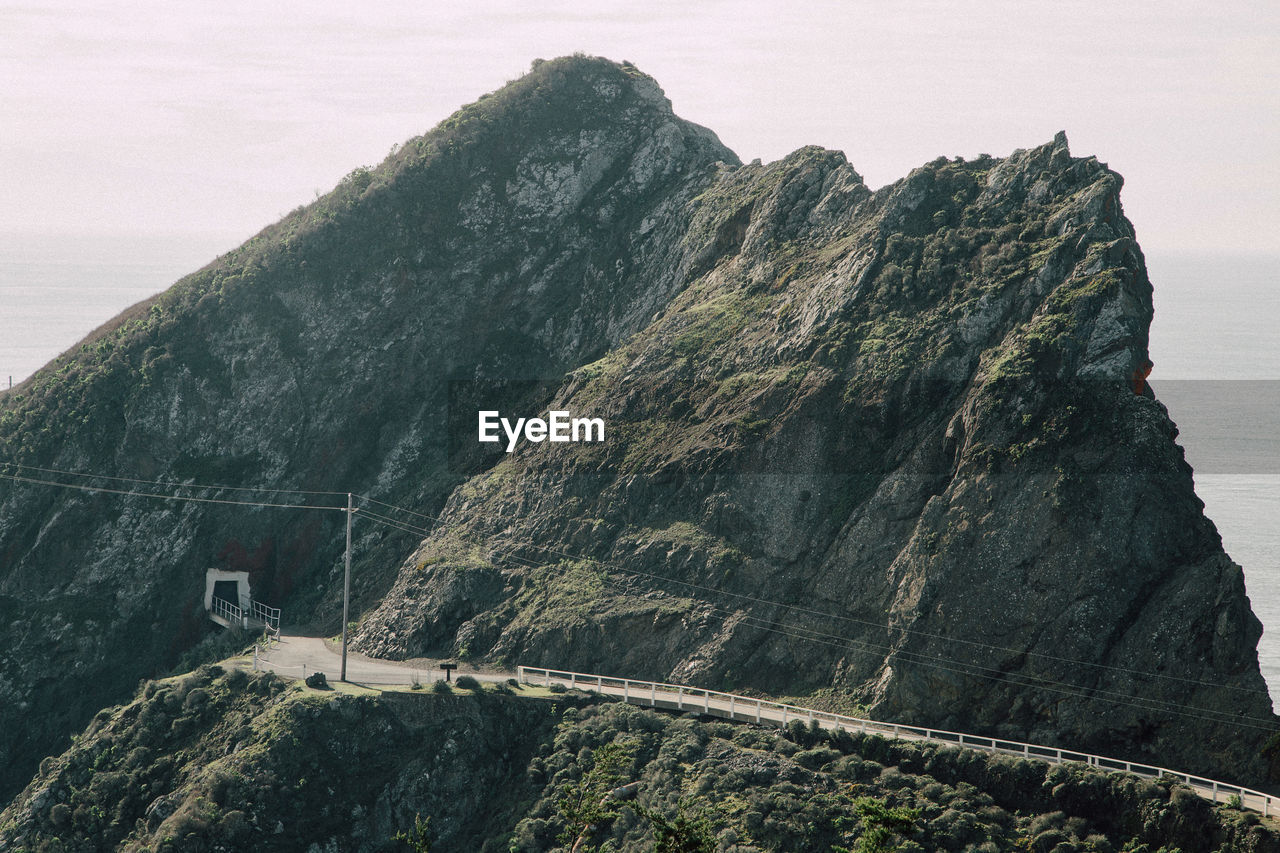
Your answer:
359;494;445;523
3;464;1272;722
0;471;345;512
0;462;443;525
327;488;1275;705
0;461;348;497
354;501;444;536
697;603;1280;733
490;545;1280;733
484;531;1275;701
687;599;1272;730
492;547;1266;731
304;485;1280;709
359;509;437;538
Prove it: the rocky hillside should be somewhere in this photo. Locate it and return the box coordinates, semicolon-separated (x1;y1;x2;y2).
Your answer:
1;670;1272;852
0;53;1273;805
352;129;1274;780
0;56;736;800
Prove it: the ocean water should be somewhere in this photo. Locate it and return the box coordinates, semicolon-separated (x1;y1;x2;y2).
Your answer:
1;238;1278;696
0;234;236;389
1146;252;1280;697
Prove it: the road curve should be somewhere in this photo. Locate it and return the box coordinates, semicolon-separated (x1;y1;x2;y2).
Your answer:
251;635;1275;817
254;634;515;686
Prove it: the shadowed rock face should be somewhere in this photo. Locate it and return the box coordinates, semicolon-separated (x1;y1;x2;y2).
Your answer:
353;132;1274;782
0;55;1272;800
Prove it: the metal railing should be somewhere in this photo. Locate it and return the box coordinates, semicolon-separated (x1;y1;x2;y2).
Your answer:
210;596;243;626
209;597;280;633
517;666;1274;817
251;600;281;633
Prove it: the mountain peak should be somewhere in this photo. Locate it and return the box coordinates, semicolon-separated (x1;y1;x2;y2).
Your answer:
527;54;673;108
0;59;1269;804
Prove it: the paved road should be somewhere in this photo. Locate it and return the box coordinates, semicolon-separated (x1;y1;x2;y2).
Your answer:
252;637;1274;818
254;634;514;686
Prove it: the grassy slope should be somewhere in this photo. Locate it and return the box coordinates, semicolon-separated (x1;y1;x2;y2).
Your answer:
0;663;1273;853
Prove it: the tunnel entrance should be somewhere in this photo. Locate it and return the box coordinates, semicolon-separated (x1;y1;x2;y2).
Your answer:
203;568;280;634
212;580;241;607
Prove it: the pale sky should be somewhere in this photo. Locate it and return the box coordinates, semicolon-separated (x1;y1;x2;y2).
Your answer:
2;0;1277;255
5;1;1280;692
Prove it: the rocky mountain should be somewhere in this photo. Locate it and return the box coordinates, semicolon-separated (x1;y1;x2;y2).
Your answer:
0;54;1273;806
349;113;1274;782
0;55;735;800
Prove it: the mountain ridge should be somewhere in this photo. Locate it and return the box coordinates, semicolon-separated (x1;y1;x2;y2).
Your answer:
0;54;738;800
0;54;1272;807
351;119;1272;782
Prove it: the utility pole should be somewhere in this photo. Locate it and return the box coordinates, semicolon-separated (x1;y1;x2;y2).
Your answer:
341;492;353;681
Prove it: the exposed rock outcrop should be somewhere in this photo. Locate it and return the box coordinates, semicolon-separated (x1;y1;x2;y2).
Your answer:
0;56;735;800
0;55;1271;801
353;134;1273;783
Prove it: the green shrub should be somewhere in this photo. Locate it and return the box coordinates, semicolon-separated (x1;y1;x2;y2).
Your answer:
454;675;482;691
183;688;211;711
49;802;71;827
393;814;432;852
216;810;250;844
1032;828;1069;853
795;746;841;770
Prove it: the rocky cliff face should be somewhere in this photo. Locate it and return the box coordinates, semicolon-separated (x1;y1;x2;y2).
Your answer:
352;130;1273;780
0;54;1272;801
0;56;735;799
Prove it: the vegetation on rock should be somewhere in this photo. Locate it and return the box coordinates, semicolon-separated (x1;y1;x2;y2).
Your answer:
0;673;1272;852
0;54;1272;819
0;54;735;800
